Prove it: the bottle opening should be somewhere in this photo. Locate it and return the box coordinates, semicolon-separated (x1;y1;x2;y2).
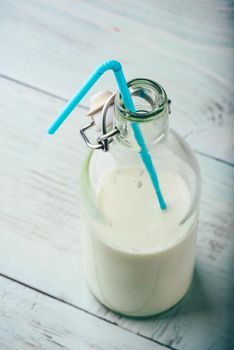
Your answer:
115;78;168;122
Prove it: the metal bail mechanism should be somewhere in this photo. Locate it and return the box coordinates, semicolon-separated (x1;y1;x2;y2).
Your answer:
80;93;119;152
80;93;172;152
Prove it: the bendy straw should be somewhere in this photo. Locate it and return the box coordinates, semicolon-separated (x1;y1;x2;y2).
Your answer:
48;60;166;210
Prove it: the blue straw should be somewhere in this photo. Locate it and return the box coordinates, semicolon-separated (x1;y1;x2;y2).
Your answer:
48;60;166;210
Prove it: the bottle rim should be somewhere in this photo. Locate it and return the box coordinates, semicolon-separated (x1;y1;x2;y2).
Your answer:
115;78;168;122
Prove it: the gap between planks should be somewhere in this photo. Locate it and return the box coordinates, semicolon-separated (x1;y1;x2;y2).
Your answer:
0;72;88;111
0;272;178;350
0;71;233;168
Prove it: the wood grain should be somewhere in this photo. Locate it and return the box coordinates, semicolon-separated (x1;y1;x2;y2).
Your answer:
0;0;233;162
0;276;167;350
0;76;233;349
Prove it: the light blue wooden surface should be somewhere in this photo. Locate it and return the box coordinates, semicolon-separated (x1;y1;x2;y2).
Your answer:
1;0;234;162
0;1;233;349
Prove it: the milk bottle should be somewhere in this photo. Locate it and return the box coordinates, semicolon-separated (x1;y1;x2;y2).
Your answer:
80;79;201;316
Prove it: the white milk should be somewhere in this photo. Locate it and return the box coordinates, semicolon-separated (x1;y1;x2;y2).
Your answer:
83;166;197;316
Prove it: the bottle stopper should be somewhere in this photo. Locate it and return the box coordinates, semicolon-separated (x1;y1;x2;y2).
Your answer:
86;90;114;132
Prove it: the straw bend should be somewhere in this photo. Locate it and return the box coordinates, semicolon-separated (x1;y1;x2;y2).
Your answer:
96;60;122;74
48;60;123;135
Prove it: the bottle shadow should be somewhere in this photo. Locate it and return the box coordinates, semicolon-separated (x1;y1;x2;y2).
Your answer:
155;266;214;321
118;264;214;323
105;263;233;349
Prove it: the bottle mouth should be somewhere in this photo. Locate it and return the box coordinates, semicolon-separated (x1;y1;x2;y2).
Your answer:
115;78;168;122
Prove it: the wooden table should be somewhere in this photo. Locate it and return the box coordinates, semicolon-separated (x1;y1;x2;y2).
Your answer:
0;1;233;349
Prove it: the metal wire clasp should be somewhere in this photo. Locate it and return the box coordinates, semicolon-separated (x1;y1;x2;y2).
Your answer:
80;94;119;152
80;94;172;151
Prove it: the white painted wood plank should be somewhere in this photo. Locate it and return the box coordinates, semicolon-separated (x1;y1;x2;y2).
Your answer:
0;276;165;350
0;76;233;349
0;0;233;162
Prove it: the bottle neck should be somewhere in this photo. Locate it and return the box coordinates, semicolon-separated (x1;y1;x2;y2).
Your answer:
114;79;170;149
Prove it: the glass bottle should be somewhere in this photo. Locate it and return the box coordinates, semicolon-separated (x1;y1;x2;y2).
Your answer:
80;79;201;317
